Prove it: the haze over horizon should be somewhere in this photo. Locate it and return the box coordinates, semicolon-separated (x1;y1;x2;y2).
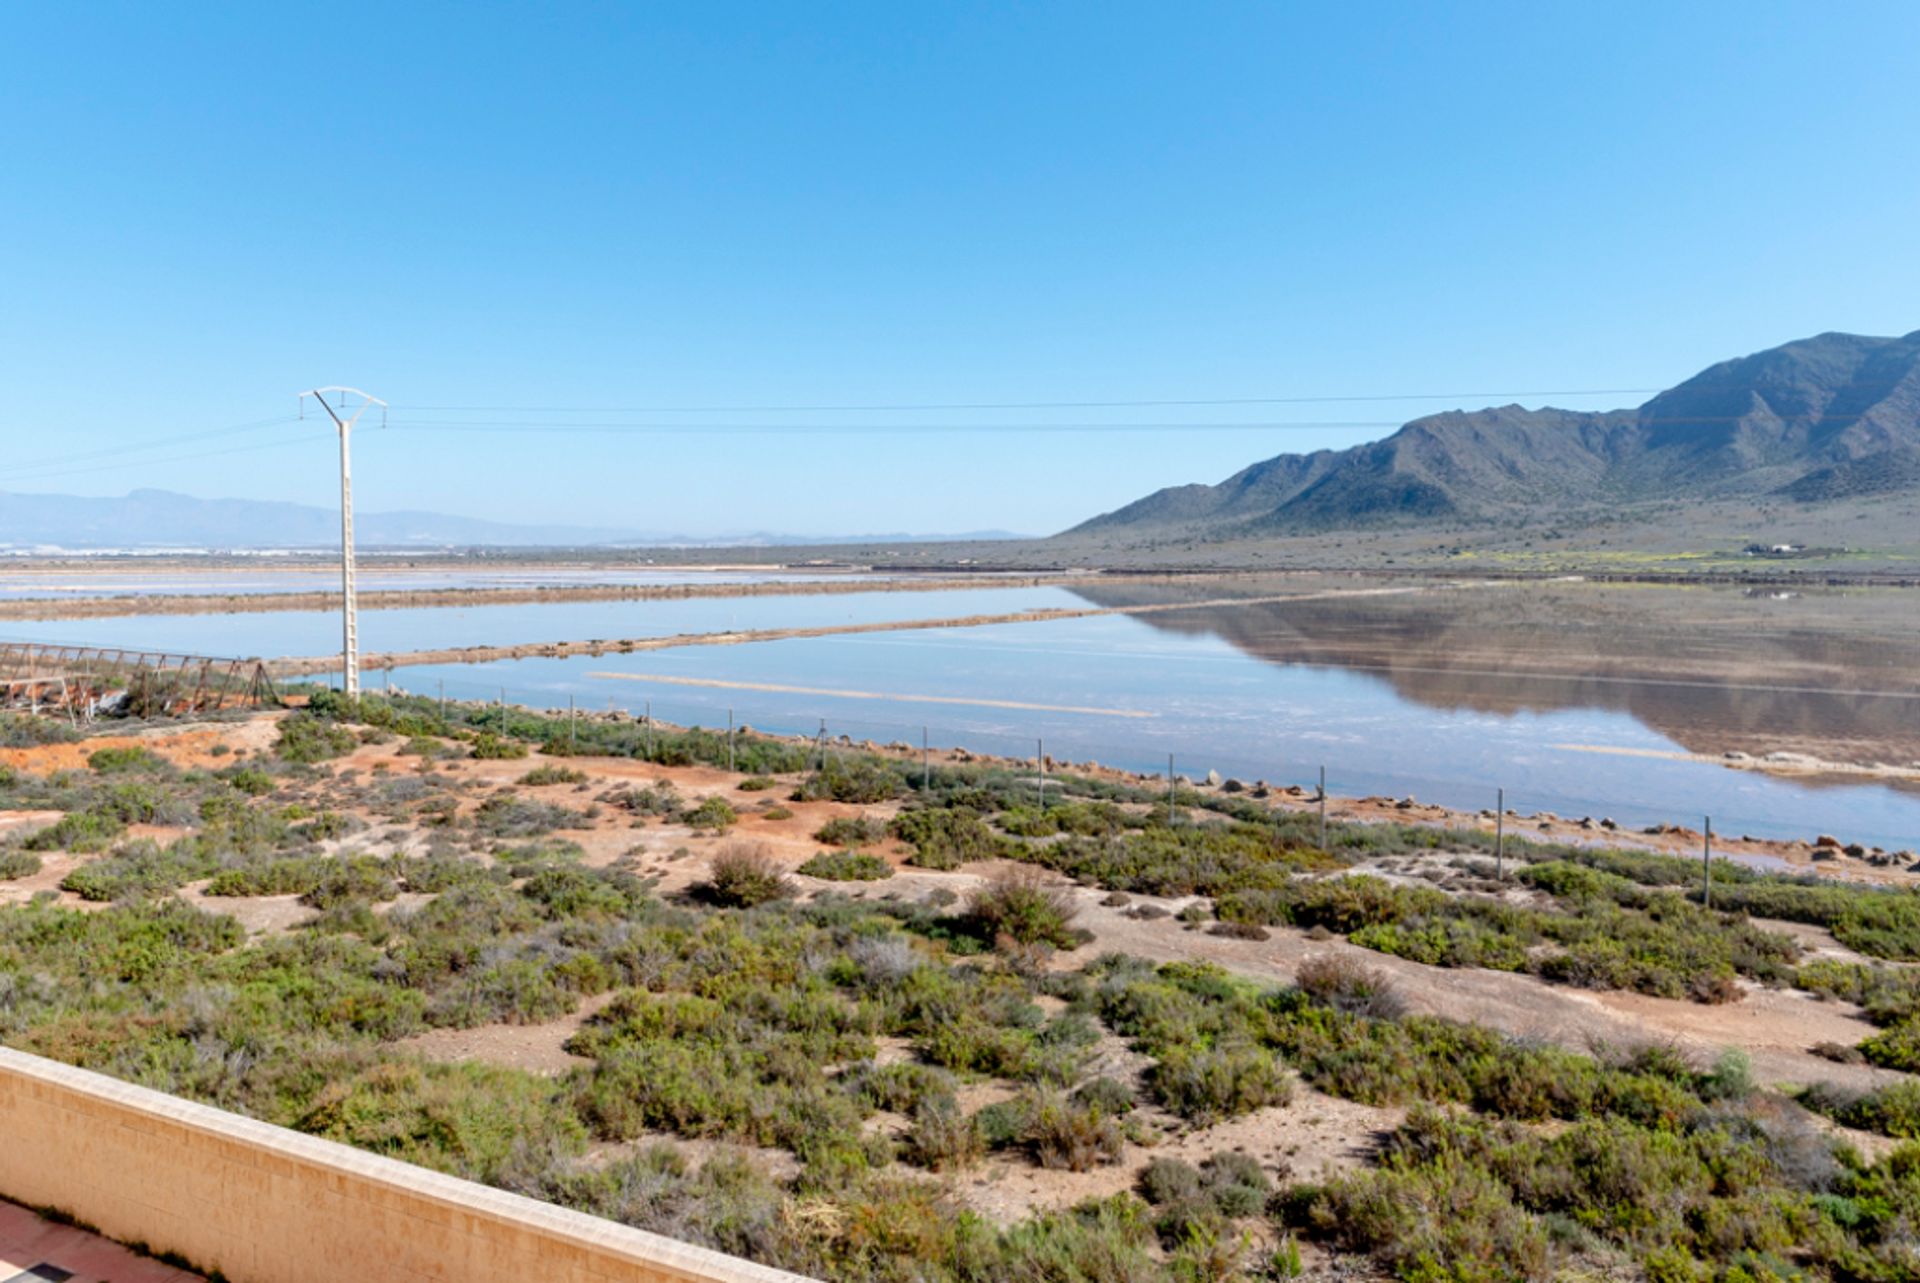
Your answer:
5;3;1919;536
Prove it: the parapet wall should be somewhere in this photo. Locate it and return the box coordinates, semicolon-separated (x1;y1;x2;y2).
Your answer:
0;1046;811;1283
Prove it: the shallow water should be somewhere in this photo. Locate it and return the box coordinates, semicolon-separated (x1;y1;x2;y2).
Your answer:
9;578;1919;849
0;586;1083;656
0;566;897;600
393;605;1920;850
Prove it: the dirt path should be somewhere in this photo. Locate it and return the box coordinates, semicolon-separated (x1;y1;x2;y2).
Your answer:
0;572;1236;622
263;584;1440;676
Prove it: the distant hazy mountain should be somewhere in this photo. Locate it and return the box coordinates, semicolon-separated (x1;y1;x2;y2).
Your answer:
1068;330;1920;537
0;488;1023;550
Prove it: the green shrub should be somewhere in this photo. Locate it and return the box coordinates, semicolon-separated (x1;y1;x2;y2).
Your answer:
1308;1148;1551;1283
1148;1043;1293;1123
903;1101;985;1171
519;764;587;787
1019;1088;1125;1171
0;849;42;880
1803;1080;1920;1139
472;794;586;839
967;867;1081;949
87;745;170;774
889;806;1005;869
682;796;737;832
702;845;793;907
295;1059;585;1182
0;713;80;747
21;809;127;854
469;732;529;760
793;758;901;804
225;766;277;796
60;839;218;902
274;712;358;763
797;850;894;881
813;814;887;846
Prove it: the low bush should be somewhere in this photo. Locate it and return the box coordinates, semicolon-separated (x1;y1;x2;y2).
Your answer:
1294;953;1406;1019
274;713;358;764
519;764;588;787
0;713;80;747
87;745;170;774
1018;1088;1125;1171
1147;1043;1294;1124
903;1101;985;1171
702;844;794;908
792;758;901;804
472;794;587;839
967;867;1081;949
796;850;893;882
61;839;218;902
1803;1080;1920;1139
813;814;887;846
889;806;1006;869
681;796;737;832
0;849;41;880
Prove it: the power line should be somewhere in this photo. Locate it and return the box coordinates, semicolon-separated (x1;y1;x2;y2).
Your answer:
384;419;1409;435
0;428;336;485
391;388;1659;414
0;415;303;479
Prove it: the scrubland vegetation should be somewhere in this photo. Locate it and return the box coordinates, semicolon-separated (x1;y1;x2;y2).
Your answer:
0;696;1916;1282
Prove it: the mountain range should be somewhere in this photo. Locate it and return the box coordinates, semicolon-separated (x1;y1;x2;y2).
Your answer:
0;488;1022;550
1069;330;1920;538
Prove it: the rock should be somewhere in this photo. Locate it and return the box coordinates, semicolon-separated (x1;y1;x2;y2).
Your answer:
1205;770;1222;787
1815;835;1841;848
1844;843;1868;858
1811;847;1838;862
1599;818;1617;830
1220;778;1246;793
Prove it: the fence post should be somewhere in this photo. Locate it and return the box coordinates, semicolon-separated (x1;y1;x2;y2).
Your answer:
569;695;577;753
1496;787;1505;881
1319;765;1328;850
727;707;735;773
645;699;653;758
922;726;930;793
1036;738;1046;811
1167;753;1176;824
438;679;445;723
1703;816;1713;910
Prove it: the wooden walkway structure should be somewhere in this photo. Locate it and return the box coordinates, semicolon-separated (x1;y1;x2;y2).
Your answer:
0;643;278;722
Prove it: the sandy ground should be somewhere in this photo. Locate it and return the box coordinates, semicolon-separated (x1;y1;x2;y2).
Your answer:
3;710;1915;1226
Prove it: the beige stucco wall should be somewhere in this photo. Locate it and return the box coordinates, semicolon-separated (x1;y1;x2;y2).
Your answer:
0;1047;814;1283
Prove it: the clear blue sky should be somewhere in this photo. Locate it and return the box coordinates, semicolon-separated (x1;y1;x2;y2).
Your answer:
4;2;1917;537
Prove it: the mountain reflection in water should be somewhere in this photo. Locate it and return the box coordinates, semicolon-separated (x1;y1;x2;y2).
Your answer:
1066;579;1920;782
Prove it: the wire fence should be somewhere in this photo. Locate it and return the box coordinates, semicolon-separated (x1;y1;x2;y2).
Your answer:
353;663;1920;858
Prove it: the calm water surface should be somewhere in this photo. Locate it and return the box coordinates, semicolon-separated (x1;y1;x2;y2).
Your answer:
8;581;1918;849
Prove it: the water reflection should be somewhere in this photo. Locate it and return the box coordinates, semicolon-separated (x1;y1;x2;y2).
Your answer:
1066;580;1920;777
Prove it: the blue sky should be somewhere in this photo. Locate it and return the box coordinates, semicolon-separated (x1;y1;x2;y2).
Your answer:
3;2;1917;537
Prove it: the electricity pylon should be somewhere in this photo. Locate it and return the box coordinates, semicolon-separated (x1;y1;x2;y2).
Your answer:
298;387;387;698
